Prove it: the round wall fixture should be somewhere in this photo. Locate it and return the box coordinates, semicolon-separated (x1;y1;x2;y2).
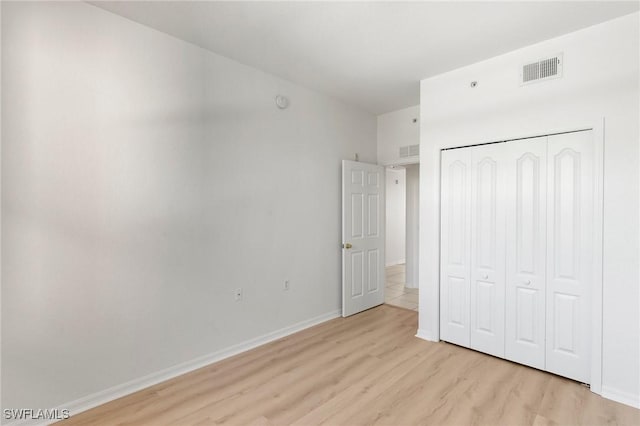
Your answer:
275;95;289;109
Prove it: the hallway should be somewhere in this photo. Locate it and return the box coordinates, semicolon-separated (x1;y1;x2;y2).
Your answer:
384;264;418;311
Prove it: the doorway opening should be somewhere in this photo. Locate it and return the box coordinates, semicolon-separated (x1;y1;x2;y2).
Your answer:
384;163;419;311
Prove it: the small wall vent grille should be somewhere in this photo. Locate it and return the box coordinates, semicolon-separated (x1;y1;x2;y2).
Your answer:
399;144;419;158
521;54;563;85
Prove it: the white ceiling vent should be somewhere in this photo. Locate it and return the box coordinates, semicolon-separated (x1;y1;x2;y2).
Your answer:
521;53;563;85
399;144;419;158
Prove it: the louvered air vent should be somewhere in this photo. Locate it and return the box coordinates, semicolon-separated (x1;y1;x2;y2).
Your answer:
399;144;419;158
521;54;563;85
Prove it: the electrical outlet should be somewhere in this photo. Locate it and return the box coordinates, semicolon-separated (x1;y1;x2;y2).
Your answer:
234;288;243;301
283;280;290;291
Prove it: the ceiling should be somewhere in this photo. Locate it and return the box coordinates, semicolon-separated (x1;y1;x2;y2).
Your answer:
90;1;639;115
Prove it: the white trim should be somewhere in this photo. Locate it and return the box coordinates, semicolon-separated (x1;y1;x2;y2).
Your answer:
423;121;605;396
589;119;605;395
381;158;419;167
6;309;341;426
415;328;438;342
601;386;640;409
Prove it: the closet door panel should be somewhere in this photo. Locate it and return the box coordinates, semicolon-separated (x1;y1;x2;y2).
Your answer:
440;148;472;347
546;131;593;383
505;137;547;370
470;144;506;357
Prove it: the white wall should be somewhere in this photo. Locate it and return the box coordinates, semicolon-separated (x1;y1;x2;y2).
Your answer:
377;105;420;165
419;12;640;406
1;2;376;413
405;164;419;289
385;168;405;266
0;1;3;414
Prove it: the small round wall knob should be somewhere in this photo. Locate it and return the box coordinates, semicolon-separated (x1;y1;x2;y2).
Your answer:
275;95;289;109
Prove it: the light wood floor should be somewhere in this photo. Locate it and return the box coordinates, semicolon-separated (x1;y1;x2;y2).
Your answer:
60;305;639;426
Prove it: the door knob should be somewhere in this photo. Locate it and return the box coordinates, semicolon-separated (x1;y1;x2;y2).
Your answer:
483;274;489;280
524;280;531;286
343;243;353;249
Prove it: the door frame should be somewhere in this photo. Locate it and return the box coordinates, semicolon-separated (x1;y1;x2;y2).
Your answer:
418;119;604;394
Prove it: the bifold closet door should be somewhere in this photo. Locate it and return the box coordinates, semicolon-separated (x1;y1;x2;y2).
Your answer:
440;147;472;347
469;144;506;358
545;131;593;383
441;143;507;357
440;131;593;384
504;137;548;370
441;143;512;357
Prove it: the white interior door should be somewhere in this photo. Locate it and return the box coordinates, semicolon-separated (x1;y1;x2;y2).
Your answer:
505;137;548;370
440;147;472;347
545;131;593;383
342;160;385;317
470;144;506;358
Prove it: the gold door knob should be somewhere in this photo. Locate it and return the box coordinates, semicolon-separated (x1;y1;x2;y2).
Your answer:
343;243;353;249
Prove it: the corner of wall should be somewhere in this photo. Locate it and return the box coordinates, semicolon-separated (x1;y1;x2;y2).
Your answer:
415;329;438;342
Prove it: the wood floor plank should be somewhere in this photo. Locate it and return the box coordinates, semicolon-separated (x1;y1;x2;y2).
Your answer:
59;305;640;426
290;337;434;425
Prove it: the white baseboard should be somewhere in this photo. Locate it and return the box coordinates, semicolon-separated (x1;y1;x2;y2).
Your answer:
415;328;439;342
601;385;640;409
14;312;636;424
7;309;341;426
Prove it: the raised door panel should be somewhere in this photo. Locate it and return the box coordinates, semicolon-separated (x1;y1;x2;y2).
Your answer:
350;251;364;297
367;249;380;292
470;144;506;357
440;148;472;347
546;131;593;383
505;137;547;370
351;192;364;239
